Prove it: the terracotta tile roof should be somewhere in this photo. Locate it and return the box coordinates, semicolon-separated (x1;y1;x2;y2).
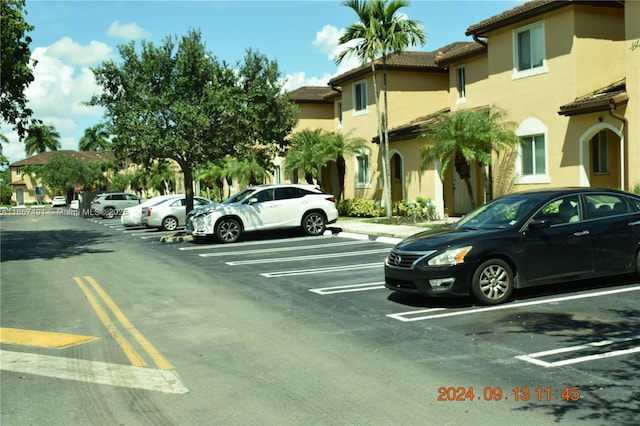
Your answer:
286;86;339;103
372;105;491;143
466;0;623;36
328;48;454;86
558;79;628;116
434;42;487;66
9;150;115;167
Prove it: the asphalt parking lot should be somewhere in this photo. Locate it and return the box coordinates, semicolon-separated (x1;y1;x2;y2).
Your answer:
108;216;639;410
2;212;638;425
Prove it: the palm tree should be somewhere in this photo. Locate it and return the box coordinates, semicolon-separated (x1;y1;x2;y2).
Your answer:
325;130;367;203
24;123;61;156
197;160;229;201
79;123;111;151
419;107;521;209
284;129;332;185
335;0;425;217
225;156;268;187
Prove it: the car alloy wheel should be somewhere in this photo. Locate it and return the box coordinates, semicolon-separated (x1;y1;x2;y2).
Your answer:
471;259;514;305
302;212;326;236
104;208;115;219
216;218;241;243
162;216;178;231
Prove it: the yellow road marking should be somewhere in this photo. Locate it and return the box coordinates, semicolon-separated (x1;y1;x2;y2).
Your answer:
0;328;100;349
83;276;173;370
73;276;147;367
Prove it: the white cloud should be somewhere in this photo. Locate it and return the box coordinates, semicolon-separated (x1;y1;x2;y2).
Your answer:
47;37;113;65
314;24;362;76
107;21;150;40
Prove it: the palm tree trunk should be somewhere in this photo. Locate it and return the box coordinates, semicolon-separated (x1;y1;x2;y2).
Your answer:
337;155;346;202
370;62;387;218
381;56;392;218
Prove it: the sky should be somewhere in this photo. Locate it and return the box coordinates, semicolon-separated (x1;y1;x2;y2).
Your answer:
2;0;525;165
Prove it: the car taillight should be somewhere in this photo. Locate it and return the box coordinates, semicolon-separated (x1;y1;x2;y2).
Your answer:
147;208;152;216
326;196;336;203
92;200;100;204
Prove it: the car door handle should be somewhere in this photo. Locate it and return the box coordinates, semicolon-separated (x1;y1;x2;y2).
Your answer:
629;220;640;227
573;230;589;237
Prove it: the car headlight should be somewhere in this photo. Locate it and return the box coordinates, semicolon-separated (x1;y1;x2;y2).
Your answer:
427;246;472;266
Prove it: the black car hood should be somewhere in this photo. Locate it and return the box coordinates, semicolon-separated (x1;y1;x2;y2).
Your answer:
395;226;486;251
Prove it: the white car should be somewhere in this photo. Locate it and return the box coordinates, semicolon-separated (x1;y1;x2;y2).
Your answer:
51;196;67;207
121;194;180;227
185;184;339;243
142;195;213;231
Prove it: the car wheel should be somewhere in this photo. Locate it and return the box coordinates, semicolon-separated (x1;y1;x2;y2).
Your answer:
471;259;514;305
302;212;326;236
103;208;115;219
216;218;241;243
162;216;179;231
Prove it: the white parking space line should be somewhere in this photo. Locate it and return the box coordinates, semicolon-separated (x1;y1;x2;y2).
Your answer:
225;249;389;265
515;335;640;367
0;349;189;394
197;240;374;257
179;235;340;251
310;282;386;295
387;285;640;322
261;263;382;278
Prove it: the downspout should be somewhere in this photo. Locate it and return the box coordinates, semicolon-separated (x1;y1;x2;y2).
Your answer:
473;34;488;47
608;93;629;191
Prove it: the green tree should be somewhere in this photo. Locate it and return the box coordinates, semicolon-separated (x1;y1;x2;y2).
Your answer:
24;123;61;156
79;123;111;151
89;30;297;213
36;153;103;197
197;159;230;201
419;108;521;208
225;156;268;187
284;129;332;185
336;0;425;217
325;130;368;203
1;0;37;139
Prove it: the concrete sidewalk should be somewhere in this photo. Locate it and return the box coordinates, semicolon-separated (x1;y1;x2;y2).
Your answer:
328;217;456;243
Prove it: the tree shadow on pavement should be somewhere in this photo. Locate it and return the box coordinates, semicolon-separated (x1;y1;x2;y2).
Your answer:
1;229;114;262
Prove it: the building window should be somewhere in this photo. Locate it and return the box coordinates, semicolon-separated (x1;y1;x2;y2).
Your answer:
353;81;367;115
456;66;466;102
337;101;343;128
355;149;370;187
521;134;546;177
592;131;609;174
513;21;547;79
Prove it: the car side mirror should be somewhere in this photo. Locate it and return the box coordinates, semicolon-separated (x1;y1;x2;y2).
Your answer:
247;197;259;205
528;219;551;230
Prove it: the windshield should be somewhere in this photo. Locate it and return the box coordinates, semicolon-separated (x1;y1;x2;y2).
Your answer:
222;188;256;204
455;195;541;230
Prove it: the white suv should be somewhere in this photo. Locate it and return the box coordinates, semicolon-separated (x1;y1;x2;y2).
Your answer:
91;192;141;218
186;184;338;243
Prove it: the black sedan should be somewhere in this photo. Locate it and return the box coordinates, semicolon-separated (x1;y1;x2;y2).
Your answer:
385;188;640;305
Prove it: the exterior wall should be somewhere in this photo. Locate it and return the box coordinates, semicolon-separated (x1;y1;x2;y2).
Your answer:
338;70;449;206
292;103;335;133
447;54;490;111
626;0;640;191
483;5;627;192
9;167;54;205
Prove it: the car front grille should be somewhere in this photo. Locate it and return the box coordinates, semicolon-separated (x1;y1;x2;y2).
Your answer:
386;249;435;269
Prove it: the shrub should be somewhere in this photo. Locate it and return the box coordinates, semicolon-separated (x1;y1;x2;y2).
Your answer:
393;197;439;222
338;198;384;217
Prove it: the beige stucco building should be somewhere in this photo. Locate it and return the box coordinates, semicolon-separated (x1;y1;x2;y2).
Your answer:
286;0;638;218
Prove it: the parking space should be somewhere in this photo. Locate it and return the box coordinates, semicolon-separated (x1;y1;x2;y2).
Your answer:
91;216;640;377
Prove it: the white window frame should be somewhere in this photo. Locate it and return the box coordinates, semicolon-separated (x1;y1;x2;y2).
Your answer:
352;80;368;116
512;21;548;80
515;118;550;184
354;148;371;188
455;65;466;104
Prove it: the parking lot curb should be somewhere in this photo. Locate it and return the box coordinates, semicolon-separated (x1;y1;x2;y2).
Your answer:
161;232;194;243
